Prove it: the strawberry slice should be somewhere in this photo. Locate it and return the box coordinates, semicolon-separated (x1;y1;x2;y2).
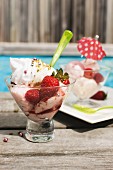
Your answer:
84;68;94;79
90;90;107;100
25;89;40;104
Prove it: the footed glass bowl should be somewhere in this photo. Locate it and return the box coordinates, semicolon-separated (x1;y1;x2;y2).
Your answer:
5;77;71;143
68;65;111;107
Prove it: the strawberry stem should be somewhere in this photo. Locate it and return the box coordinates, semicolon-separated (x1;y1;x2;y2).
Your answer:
50;30;73;67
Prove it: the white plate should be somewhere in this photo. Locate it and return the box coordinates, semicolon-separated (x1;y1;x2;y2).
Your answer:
60;86;113;124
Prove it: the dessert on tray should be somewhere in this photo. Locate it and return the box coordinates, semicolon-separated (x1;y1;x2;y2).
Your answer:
64;36;111;104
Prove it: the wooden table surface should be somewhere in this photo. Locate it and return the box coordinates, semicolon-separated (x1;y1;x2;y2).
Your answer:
1;92;113;170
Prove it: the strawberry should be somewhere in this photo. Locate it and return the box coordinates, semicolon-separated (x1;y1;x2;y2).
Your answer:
90;90;107;100
84;68;94;79
62;79;70;85
41;76;59;87
25;89;40;104
94;73;104;84
40;87;58;101
40;76;59;101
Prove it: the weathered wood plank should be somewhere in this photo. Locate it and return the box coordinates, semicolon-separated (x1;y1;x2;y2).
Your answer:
0;129;113;169
20;0;28;42
0;0;5;42
72;0;78;42
0;43;113;56
0;0;3;41
39;0;51;42
76;0;85;40
106;0;113;43
10;0;16;42
98;0;107;42
3;0;10;42
0;111;66;129
10;0;21;42
28;0;40;42
0;0;113;43
61;0;72;33
84;0;95;37
50;0;61;42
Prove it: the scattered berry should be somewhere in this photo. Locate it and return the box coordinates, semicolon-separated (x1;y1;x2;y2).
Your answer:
94;73;104;83
84;68;94;79
18;131;24;137
3;137;8;142
90;90;107;100
25;89;40;104
41;76;59;87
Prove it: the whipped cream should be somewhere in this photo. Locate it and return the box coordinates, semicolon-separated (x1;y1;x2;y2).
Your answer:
10;58;56;86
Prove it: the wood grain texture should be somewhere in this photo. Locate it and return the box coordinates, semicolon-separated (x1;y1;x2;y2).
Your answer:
28;0;39;42
0;90;113;169
85;0;95;37
0;129;113;169
20;0;28;42
10;0;16;42
2;0;10;42
106;0;113;43
1;42;113;56
0;0;113;43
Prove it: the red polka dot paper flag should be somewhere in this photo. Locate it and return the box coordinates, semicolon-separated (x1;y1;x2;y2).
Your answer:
77;37;106;60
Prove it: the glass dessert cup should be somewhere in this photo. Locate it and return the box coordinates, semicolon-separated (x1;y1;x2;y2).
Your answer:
5;76;71;143
67;66;111;108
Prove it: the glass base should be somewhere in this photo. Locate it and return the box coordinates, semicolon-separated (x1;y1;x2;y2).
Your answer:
25;119;54;143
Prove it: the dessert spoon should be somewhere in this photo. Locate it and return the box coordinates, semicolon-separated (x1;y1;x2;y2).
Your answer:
72;104;113;114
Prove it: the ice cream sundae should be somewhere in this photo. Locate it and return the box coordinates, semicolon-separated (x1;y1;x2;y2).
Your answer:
5;30;73;142
9;58;70;122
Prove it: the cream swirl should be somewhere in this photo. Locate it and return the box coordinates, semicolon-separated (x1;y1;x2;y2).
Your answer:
10;58;56;86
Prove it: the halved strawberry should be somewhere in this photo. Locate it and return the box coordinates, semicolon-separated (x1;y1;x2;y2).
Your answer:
40;87;58;101
94;73;104;84
90;90;107;100
40;76;59;101
25;89;40;104
84;68;94;79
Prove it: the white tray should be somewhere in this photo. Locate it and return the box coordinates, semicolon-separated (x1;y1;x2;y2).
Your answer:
60;86;113;124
